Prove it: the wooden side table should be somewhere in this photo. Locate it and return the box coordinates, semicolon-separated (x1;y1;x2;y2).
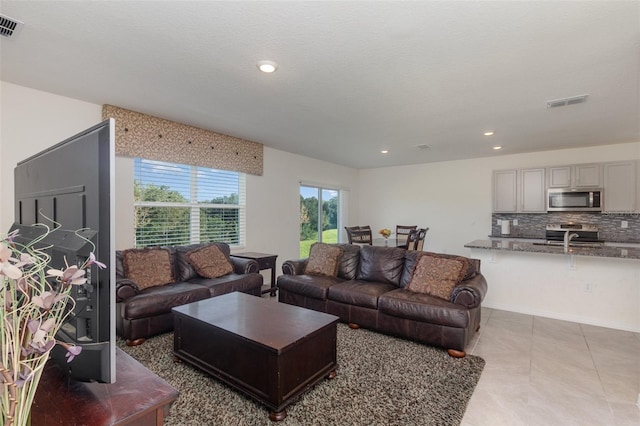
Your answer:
32;347;178;425
231;252;278;296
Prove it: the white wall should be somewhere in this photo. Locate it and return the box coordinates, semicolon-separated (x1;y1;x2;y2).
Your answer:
358;143;640;331
0;82;102;230
0;82;360;279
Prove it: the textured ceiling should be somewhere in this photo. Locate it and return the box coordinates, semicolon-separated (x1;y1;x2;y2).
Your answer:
1;1;639;169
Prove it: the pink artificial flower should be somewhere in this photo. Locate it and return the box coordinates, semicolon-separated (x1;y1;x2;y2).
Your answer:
47;265;86;285
28;317;55;346
57;341;83;363
15;253;36;268
64;345;82;363
27;318;56;352
0;242;22;280
32;291;65;310
88;252;106;269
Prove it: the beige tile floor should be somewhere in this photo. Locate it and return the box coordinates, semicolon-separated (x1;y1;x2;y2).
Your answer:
462;308;640;426
263;291;639;425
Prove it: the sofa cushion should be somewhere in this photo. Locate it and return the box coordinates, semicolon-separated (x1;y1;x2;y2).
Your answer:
188;273;263;297
121;282;211;319
335;244;361;280
378;288;470;328
358;245;405;286
406;254;469;300
401;251;476;288
277;274;345;300
327;280;397;309
122;248;174;290
304;243;344;276
186;244;233;278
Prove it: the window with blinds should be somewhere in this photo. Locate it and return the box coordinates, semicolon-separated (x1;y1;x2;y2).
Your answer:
134;158;245;248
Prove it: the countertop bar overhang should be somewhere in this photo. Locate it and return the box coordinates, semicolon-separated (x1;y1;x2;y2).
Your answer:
465;239;640;260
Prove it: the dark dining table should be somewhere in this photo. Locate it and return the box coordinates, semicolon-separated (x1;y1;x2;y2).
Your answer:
372;237;407;247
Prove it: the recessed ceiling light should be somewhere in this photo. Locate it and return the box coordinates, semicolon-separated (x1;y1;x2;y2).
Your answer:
483;131;495;136
257;60;278;73
493;146;502;150
381;150;389;154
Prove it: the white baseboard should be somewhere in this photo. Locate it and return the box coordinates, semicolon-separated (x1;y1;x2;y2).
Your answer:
483;302;640;333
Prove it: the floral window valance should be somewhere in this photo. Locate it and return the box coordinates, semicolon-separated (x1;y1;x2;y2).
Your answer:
102;105;263;176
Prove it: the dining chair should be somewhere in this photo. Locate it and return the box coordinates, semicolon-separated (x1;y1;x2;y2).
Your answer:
396;225;417;249
405;229;420;250
345;226;373;245
415;228;429;251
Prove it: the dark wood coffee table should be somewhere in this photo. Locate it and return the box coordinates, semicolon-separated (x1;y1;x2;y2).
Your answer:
172;292;338;421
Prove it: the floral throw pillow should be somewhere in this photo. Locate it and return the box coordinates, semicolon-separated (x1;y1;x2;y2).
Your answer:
304;243;344;277
406;254;468;300
122;248;174;290
186;244;234;279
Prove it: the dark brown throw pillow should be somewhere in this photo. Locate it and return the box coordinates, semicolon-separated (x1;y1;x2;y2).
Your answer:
186;244;234;278
304;243;344;277
122;248;174;290
406;254;468;300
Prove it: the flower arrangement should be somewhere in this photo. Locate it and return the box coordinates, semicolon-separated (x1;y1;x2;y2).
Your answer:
379;228;392;239
0;225;105;426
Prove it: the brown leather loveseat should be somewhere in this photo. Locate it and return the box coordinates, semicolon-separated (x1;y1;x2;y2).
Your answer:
116;242;263;345
277;244;487;357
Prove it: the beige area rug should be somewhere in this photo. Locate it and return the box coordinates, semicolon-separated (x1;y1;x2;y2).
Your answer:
119;324;485;426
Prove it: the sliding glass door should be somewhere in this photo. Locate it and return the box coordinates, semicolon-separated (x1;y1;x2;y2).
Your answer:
299;185;339;257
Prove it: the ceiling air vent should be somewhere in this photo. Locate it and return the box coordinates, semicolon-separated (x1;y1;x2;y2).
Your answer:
0;14;24;39
546;94;589;108
416;144;431;150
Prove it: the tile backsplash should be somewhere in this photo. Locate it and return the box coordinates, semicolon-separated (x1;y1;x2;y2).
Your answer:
491;212;640;243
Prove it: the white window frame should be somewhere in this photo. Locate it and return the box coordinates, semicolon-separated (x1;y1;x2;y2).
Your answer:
133;158;246;248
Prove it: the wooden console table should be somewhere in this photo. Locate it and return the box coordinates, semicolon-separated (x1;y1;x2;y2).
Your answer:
31;347;178;425
232;252;278;296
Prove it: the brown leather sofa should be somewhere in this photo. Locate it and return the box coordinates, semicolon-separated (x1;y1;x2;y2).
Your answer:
277;244;487;357
116;242;263;345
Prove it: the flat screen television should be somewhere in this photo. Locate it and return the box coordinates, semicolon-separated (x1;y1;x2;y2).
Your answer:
10;119;116;383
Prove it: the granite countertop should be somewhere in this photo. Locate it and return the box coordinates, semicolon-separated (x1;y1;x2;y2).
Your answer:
488;235;640;245
466;239;640;260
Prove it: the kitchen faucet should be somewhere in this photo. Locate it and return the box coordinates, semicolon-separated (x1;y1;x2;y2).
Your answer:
564;231;579;252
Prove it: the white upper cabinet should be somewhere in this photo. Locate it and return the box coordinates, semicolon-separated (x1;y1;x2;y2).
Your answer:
603;161;636;212
493;168;546;213
493;170;517;212
574;163;602;187
520;168;546;212
548;164;601;188
548;166;572;188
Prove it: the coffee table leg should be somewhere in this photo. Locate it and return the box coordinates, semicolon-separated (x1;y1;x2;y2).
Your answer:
328;369;337;379
269;410;286;421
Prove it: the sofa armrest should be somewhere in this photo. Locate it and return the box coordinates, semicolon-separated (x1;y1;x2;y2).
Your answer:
282;258;308;275
450;274;487;309
230;257;260;274
116;278;139;302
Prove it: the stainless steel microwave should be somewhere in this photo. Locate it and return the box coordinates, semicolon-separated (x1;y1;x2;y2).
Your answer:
547;188;603;212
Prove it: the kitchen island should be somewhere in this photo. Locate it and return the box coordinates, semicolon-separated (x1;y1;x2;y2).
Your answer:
464;238;640;333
